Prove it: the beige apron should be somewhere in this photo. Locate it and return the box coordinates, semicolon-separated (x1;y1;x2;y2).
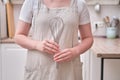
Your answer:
24;0;83;80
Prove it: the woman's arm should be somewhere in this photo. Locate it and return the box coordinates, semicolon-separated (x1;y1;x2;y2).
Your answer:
14;20;59;54
54;23;93;62
73;23;93;55
14;20;37;50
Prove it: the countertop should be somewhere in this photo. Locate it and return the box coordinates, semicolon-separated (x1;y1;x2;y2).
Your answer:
0;38;14;43
91;37;120;58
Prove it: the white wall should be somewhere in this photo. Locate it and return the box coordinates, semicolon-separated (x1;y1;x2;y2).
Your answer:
88;5;120;22
88;5;120;36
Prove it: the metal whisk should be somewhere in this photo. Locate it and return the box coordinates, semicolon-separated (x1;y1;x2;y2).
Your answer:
49;17;64;68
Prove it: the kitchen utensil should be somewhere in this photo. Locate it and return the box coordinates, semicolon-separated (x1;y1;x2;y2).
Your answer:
104;16;110;27
49;17;64;68
111;16;119;27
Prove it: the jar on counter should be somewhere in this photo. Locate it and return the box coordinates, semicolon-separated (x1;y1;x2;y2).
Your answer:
106;27;117;39
106;16;119;39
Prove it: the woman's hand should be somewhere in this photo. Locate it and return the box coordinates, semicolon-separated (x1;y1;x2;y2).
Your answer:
53;48;77;62
35;40;60;54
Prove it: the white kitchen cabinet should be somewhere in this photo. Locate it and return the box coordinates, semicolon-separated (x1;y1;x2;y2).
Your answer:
89;50;120;80
80;50;91;80
81;50;101;80
104;59;120;80
0;43;27;80
89;50;101;80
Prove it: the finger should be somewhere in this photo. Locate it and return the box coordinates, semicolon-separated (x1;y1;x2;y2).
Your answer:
47;40;59;48
44;46;57;54
45;41;59;52
54;51;71;60
55;55;71;62
49;40;59;48
54;49;69;58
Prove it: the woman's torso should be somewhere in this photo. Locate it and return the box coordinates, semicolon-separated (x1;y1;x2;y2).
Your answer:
24;0;83;80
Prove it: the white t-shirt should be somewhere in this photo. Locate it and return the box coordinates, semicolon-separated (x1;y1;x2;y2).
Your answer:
19;0;90;25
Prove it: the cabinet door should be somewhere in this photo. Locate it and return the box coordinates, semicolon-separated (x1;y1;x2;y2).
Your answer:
89;51;120;80
89;50;101;80
1;44;27;80
81;50;91;80
104;59;120;80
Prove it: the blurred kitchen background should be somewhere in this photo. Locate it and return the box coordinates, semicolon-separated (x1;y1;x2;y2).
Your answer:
0;0;120;80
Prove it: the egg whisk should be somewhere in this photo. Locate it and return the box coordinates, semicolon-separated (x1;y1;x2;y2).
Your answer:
49;17;64;68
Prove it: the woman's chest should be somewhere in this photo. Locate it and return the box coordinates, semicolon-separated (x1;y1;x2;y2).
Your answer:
35;8;79;29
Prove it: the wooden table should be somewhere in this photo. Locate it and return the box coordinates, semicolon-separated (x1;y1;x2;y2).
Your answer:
91;37;120;80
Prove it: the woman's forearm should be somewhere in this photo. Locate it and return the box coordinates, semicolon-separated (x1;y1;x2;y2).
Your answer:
14;35;37;50
14;20;38;50
14;34;60;54
73;37;93;55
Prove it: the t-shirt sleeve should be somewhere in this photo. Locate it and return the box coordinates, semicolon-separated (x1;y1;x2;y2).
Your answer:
78;0;90;25
19;0;33;23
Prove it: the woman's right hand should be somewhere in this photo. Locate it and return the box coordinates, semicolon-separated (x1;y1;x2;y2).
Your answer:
35;40;60;54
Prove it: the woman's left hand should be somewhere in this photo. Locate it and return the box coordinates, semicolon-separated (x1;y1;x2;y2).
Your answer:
53;48;77;62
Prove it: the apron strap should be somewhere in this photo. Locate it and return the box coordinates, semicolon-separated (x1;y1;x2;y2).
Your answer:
70;0;76;7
